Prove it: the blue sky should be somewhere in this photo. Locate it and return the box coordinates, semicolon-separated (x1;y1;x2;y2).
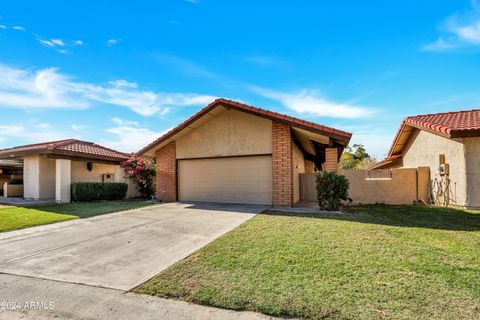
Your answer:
1;0;480;158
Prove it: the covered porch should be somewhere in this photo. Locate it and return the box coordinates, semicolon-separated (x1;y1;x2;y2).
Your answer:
0;139;134;203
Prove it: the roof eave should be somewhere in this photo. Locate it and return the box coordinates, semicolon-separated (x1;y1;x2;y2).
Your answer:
138;99;352;156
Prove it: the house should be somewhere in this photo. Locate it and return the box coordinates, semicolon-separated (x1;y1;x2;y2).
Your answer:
373;109;480;208
0;139;135;203
139;98;352;206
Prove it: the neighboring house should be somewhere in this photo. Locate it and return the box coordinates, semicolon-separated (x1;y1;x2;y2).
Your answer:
0;139;135;203
373;109;480;208
139;98;352;206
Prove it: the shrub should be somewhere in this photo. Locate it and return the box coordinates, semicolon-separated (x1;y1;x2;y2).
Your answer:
315;171;349;211
71;182;128;202
121;154;156;198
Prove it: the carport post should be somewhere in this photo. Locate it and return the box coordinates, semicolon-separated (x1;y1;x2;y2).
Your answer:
55;159;71;203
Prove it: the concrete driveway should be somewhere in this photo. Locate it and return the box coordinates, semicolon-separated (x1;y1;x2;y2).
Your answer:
0;202;266;290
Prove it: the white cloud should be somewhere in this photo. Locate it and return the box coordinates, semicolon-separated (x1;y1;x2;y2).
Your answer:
106;38;121;46
37;39;54;47
251;86;376;119
0;63;216;116
422;4;480;51
108;79;137;89
185;0;198;4
0;25;6;29
422;38;458;51
36;37;70;53
100;119;170;152
34;34;82;53
51;38;65;46
341;125;394;159
0;124;69;148
12;26;25;31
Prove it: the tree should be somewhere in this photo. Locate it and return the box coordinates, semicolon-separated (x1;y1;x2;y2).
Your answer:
339;144;376;170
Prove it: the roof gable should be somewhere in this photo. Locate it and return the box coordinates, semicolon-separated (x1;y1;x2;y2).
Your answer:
383;109;480;162
138;98;352;156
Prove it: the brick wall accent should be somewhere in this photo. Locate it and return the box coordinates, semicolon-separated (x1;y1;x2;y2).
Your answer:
272;122;293;206
156;142;177;202
324;147;338;172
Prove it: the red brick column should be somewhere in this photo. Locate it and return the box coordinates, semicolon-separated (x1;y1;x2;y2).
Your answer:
272;122;293;206
156;142;177;202
325;148;338;172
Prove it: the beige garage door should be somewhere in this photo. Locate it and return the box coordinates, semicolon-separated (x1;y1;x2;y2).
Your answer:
178;155;272;205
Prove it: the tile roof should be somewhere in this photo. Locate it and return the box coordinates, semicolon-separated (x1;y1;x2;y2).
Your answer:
0;139;129;162
138;98;352;155
370;154;402;170
376;109;480;169
404;109;480;137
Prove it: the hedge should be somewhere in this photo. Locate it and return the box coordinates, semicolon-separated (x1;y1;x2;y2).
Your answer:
71;182;128;201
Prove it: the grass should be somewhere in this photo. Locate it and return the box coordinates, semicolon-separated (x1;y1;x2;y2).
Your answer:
0;200;151;233
137;205;480;320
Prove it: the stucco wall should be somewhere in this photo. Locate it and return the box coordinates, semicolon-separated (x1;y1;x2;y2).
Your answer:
305;160;315;173
23;155;55;200
402;129;467;207
71;161;120;183
71;161;140;199
340;168;429;205
464;137;480;207
292;142;305;204
23;155;39;199
176;109;272;159
39;156;55;199
23;157;139;201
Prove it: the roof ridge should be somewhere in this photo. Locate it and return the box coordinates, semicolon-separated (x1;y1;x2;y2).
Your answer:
55;140;130;157
79;142;131;157
48;139;79;149
138;98;352;155
0;139;74;152
407;108;480;119
216;98;352;136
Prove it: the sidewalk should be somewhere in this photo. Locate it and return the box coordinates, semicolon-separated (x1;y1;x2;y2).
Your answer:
0;274;274;320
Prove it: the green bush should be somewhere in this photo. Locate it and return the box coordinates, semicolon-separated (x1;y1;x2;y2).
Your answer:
315;171;349;211
71;182;128;201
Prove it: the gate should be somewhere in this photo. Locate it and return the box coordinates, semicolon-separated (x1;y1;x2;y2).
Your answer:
299;173;316;202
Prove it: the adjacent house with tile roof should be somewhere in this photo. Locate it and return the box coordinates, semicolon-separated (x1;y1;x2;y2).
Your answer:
139;98;352;206
373;109;480;208
0;139;137;202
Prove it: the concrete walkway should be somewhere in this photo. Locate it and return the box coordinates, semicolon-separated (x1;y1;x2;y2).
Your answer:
0;274;273;320
0;197;54;206
0;202;270;319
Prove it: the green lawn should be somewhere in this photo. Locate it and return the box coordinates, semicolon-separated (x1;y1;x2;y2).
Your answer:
0;200;152;233
137;205;480;320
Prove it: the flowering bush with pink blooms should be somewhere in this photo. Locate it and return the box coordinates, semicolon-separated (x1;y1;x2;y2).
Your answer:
121;154;156;198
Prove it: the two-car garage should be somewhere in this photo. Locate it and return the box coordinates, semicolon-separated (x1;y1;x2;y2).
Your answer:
178;155;272;205
139;99;351;207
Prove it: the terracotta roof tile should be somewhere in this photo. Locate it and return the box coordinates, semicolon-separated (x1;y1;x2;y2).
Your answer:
139;98;352;155
0;139;129;161
405;109;480;136
383;109;480;161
